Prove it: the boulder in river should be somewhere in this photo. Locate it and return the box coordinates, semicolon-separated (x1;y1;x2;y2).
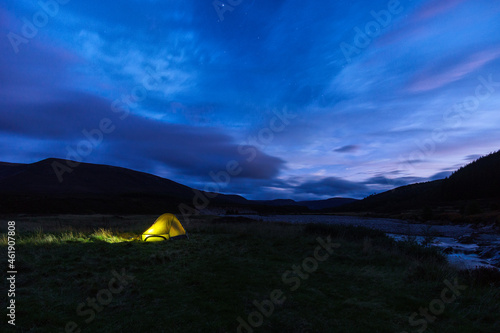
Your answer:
457;232;479;244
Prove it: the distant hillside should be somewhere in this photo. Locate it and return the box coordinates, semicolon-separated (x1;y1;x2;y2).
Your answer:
3;151;497;216
0;158;249;214
0;158;331;214
336;149;500;214
0;158;195;197
442;150;500;200
255;197;358;210
336;180;444;213
298;197;358;210
0;162;29;179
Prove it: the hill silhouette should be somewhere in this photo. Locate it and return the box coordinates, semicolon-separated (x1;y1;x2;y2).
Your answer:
442;151;500;200
4;150;497;217
0;158;248;214
335;149;500;215
0;158;195;197
0;158;354;214
256;198;358;210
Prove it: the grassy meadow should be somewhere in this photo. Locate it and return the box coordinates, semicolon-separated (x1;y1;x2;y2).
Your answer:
1;215;499;333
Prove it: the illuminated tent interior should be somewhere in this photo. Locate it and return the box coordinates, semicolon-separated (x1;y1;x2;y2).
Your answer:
140;213;187;242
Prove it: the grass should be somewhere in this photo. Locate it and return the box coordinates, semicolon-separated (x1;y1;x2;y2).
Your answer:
1;215;499;333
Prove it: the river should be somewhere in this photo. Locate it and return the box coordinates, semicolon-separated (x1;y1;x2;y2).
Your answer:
233;214;500;270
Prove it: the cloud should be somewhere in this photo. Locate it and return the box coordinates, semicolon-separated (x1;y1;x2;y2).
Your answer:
363;176;422;187
410;0;470;22
429;171;452;180
0;92;285;181
2;0;500;201
0;20;81;104
363;170;453;187
333;145;359;153
296;177;368;196
377;0;470;46
407;47;500;93
464;154;482;161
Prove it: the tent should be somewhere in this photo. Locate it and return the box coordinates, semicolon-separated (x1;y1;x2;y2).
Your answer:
141;213;187;242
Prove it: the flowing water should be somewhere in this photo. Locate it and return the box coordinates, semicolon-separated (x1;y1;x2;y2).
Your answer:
233;214;500;270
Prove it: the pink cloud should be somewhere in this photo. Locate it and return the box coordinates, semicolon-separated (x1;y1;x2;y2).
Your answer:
376;0;470;47
410;0;470;22
407;47;500;93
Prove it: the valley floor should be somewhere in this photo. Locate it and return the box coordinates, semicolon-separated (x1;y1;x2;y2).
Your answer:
234;214;500;270
1;215;499;333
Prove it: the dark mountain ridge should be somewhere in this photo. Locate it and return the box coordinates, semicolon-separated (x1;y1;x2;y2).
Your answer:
0;158;195;197
0;158;355;214
335;150;500;215
255;197;358;210
443;150;500;200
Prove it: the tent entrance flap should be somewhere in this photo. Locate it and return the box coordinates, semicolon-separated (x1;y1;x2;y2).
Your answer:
141;213;187;242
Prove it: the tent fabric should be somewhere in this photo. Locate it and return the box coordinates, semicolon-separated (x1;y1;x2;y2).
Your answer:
141;213;187;242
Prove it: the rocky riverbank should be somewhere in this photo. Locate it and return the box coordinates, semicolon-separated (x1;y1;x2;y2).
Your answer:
235;214;500;270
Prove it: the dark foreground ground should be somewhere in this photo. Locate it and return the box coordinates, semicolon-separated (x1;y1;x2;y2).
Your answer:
1;215;499;333
235;214;500;270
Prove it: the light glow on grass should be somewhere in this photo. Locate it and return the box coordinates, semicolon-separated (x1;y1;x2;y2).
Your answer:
0;228;138;246
0;216;499;332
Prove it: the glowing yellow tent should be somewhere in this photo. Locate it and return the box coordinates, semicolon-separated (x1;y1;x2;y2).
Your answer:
141;213;187;242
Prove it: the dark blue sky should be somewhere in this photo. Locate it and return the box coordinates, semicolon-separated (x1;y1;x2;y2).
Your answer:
1;0;500;199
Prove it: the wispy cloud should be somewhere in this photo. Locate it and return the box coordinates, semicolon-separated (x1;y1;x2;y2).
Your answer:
407;47;500;93
333;145;360;153
410;0;470;22
377;0;470;46
296;177;368;197
1;0;500;200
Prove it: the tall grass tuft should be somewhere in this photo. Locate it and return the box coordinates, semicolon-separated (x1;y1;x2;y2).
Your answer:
90;228;126;243
0;227;126;245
